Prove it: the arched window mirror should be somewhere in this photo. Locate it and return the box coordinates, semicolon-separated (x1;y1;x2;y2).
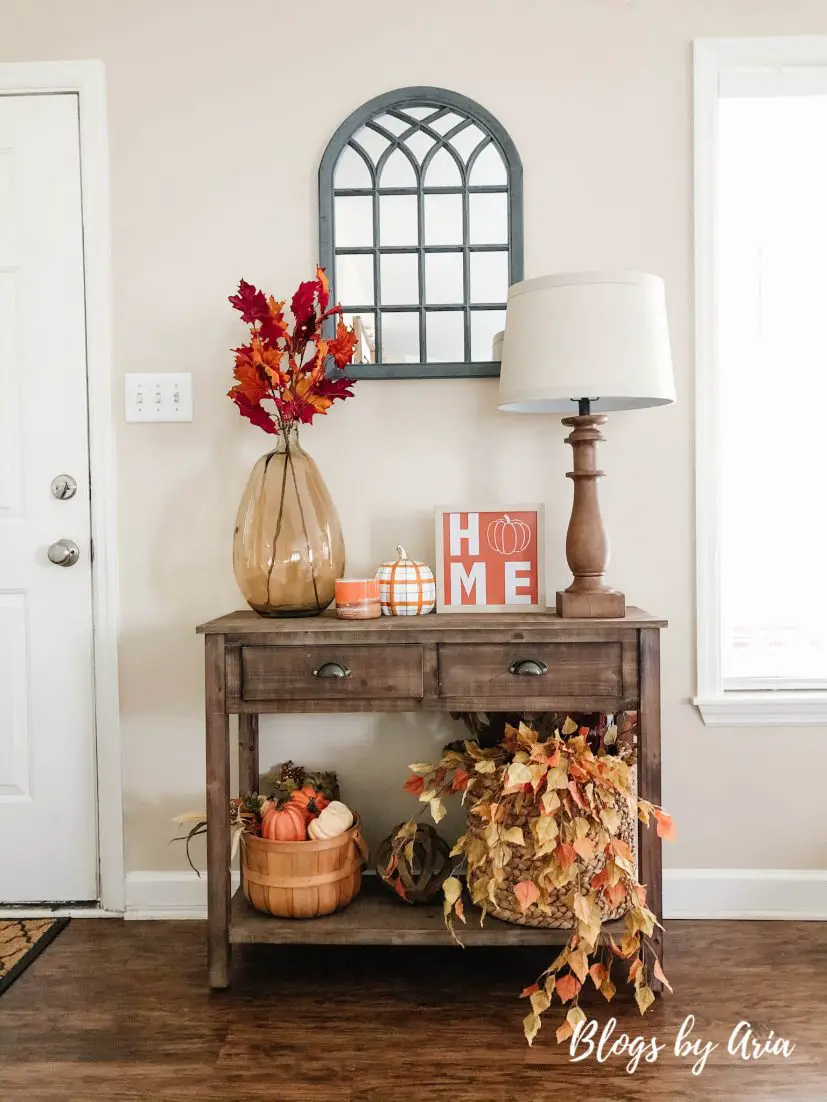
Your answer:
319;87;523;379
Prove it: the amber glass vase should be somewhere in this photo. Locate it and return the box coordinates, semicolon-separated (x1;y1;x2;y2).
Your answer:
233;426;345;616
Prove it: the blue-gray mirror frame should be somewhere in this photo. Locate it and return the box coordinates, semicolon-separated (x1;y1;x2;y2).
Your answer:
319;87;524;379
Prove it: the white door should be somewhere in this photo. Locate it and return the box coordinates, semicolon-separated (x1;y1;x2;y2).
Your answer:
0;93;97;902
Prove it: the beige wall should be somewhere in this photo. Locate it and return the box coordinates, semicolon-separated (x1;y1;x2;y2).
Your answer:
2;0;826;874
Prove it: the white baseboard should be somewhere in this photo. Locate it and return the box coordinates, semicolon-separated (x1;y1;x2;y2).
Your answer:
123;868;827;921
663;868;827;919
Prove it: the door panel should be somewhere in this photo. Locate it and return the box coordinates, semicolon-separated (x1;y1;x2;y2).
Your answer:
0;94;97;902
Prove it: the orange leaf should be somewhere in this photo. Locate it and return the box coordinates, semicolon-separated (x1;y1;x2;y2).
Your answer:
454;899;466;924
568;780;588;810
514;879;540;913
393;878;408;902
402;774;425;796
573;836;595;860
654;808;676;841
555;973;582;1004
591;867;609;891
635;883;647;906
451;768;471;792
653;957;673;993
629;957;643;983
589;962;608;988
556;1020;574;1045
553;842;577;871
328;318;358;368
605;880;626;909
610;837;634;862
520;983;540;999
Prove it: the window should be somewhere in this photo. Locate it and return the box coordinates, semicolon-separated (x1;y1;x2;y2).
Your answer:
695;37;827;724
319;87;523;379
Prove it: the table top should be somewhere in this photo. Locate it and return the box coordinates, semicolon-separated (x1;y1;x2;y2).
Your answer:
197;607;666;635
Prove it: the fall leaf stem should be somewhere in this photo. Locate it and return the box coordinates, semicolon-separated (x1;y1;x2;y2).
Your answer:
286;440;321;610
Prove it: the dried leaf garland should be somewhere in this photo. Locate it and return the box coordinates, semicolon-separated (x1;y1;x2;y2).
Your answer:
395;717;675;1045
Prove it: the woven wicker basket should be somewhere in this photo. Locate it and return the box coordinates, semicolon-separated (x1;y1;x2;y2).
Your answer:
465;779;636;929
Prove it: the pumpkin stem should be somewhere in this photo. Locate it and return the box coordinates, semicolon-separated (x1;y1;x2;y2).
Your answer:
396;544;408;560
503;514;511;524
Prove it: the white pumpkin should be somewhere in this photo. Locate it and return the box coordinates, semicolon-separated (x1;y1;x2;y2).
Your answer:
307;800;354;840
375;545;436;616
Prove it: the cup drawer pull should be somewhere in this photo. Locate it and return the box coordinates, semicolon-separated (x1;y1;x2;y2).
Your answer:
313;661;352;679
508;658;548;677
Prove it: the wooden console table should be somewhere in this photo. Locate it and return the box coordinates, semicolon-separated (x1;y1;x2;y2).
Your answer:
197;608;665;989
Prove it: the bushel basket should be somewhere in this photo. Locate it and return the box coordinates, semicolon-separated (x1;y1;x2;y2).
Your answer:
465;778;636;929
241;816;368;918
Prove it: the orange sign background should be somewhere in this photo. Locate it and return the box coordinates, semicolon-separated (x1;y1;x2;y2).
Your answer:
439;509;541;608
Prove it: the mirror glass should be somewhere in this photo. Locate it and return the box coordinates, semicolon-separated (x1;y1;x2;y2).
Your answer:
469;192;508;245
425;252;463;304
336;254;374;306
471;309;506;361
428;111;465;135
381;311;420;363
406;129;437;163
469;143;507;186
379;149;416;189
373;113;410;136
423;148;462;188
424;193;463;245
380;253;419;305
470;251;509;304
342;312;376;363
334;196;373;247
450;123;486;162
352;125;390;163
426;311;464;362
380;194;418;246
334;145;372;189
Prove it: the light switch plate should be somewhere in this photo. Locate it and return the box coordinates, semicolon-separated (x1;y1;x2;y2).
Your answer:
125;373;193;422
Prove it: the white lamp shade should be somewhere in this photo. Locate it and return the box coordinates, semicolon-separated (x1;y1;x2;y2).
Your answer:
496;270;676;413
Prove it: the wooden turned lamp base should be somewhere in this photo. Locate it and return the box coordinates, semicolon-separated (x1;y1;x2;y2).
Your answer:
556;411;626;619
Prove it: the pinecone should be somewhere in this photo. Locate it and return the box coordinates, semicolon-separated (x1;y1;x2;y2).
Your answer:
280;760;306;787
261;761;305;795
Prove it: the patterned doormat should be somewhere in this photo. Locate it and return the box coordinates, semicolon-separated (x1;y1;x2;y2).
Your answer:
0;918;70;996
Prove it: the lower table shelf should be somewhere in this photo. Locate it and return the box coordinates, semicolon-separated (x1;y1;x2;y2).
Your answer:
230;877;625;947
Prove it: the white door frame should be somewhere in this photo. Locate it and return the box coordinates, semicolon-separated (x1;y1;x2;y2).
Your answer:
0;61;123;912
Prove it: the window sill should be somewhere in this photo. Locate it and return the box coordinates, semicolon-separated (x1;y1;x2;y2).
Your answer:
694;692;827;726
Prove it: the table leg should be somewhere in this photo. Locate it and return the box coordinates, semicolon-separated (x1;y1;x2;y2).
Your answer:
205;634;231;989
238;713;259;796
638;627;664;991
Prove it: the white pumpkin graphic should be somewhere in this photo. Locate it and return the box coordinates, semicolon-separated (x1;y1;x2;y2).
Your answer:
486;514;532;556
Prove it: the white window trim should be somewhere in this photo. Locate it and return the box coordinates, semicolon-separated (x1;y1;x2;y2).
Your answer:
0;61;124;906
694;37;827;727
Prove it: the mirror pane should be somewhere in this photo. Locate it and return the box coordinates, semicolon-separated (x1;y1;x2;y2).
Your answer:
336;254;374;307
424;193;462;245
342;313;376;364
380;253;419;305
405;130;437;163
425;252;463;304
426;311;465;362
335;196;373;247
423;148;462;188
381;311;420;363
469;192;508;244
469;142;507;186
470;251;509;304
470;309;506;361
401;106;437;121
372;113;410;136
380;194;418;246
428;111;466;135
449;123;487;162
352;125;391;165
334;145;372;190
379;148;417;188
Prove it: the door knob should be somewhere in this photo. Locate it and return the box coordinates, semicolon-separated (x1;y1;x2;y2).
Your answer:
47;538;80;567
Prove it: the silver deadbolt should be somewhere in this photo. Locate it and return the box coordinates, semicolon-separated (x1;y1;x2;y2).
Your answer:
51;474;77;500
47;539;80;567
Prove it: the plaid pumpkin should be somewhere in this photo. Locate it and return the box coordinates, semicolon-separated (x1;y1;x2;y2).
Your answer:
375;546;436;616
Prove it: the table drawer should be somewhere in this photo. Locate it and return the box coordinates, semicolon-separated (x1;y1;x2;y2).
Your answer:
438;642;624;699
241;644;424;702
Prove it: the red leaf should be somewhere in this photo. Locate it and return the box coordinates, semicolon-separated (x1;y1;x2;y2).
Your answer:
291;279;319;328
520;983;540;999
314;374;355;403
555;973;581;1004
654;809;676;841
393;878;409;902
229;279;269;324
402;774;425;796
260;296;289;346
514;879;540;913
230;393;277;434
327;318;358;369
553;842;577;871
451;768;470;792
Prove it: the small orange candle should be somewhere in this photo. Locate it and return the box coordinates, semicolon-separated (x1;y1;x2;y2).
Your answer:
335;578;381;620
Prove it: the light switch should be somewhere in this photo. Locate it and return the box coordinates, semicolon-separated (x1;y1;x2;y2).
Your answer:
125;373;193;422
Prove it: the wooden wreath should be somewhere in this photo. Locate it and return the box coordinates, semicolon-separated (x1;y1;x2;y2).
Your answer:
376;822;451;904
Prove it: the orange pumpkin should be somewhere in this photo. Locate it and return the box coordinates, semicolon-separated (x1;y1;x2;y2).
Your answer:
289;785;330;819
261;801;308;841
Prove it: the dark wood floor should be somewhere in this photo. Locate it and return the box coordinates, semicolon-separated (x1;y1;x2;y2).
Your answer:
0;917;825;1101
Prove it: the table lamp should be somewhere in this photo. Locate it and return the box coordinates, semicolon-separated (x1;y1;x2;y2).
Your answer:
495;271;675;618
